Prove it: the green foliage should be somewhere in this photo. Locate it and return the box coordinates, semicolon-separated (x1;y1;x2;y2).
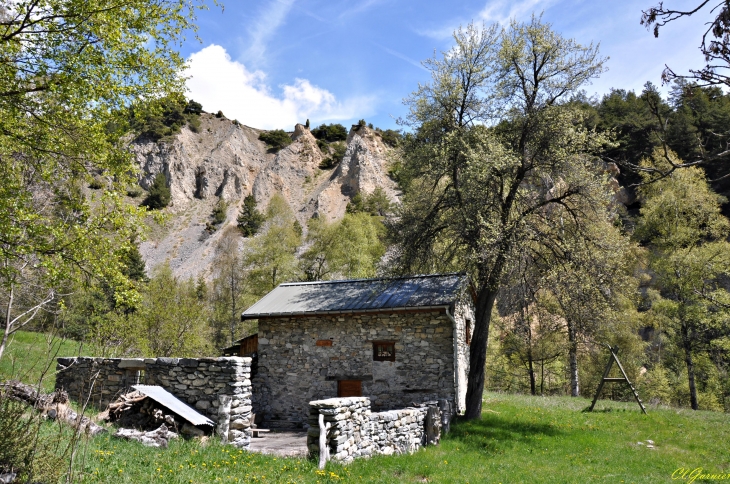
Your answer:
390;18;609;418
311;123;348;142
89;176;105;190
210;227;254;348
211;199;228;226
346;187;392;216
244;195;301;296
236;195;265;237
134;264;213;357
318;141;347;169
121;242;148;282
142;173;171;210
215;110;225;118
378;128;403;148
637;151;730;410
258;129;292;151
126;185;143;198
300;213;385;281
0;0;207;361
130;95;203;142
0;395;66;483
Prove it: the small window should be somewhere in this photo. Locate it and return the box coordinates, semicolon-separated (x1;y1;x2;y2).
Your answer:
373;341;395;361
465;319;472;346
338;380;362;397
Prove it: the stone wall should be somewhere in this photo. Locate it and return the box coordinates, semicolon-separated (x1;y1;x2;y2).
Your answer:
55;356;252;447
253;308;466;428
306;397;440;464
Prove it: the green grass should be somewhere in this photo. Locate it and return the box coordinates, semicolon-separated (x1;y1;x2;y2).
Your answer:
73;392;730;484
0;330;87;392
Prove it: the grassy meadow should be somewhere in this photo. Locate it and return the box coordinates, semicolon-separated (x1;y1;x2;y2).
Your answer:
73;393;729;484
1;331;728;483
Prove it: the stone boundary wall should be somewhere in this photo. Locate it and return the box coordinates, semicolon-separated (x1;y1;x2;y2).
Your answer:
306;397;441;464
55;356;252;448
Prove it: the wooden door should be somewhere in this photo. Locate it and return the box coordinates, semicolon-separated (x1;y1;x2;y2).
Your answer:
337;380;362;397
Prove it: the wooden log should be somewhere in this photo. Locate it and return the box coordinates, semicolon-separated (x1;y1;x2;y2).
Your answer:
0;380;106;436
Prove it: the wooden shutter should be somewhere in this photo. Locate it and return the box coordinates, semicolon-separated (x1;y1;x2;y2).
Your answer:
337;380;362;397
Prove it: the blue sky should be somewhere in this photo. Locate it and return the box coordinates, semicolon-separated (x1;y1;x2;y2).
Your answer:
181;0;712;130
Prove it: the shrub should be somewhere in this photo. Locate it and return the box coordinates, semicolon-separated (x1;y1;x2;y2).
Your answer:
346;187;392;216
127;185;143;198
215;110;224;118
0;394;66;483
259;129;292;151
184;99;203;115
379;129;403;147
318;141;347;169
212;199;228;225
141;172;171;210
311;123;347;142
130;95;202;142
188;115;201;133
89;176;104;189
237;194;265;237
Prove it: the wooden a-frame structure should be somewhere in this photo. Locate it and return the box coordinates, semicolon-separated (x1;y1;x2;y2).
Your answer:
588;345;647;414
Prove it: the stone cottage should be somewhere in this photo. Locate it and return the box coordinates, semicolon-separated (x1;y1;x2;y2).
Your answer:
245;273;474;429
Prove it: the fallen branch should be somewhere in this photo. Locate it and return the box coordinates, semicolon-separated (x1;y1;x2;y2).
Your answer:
0;380;107;436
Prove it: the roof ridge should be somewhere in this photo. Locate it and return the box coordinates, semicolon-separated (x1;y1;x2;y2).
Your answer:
278;272;464;287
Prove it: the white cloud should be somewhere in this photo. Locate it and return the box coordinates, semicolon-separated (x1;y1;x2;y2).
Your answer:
186;45;374;130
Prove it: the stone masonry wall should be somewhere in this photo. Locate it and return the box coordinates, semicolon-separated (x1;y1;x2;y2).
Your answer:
306;397;438;463
56;356;252;447
253;309;460;429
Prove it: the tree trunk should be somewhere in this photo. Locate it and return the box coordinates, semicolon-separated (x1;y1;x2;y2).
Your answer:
527;346;536;396
464;287;498;420
567;320;579;397
682;325;699;410
0;284;14;362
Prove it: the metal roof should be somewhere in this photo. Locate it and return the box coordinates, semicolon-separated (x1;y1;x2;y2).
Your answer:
132;385;214;427
242;273;467;320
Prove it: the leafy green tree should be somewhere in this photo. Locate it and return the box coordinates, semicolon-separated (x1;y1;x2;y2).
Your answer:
211;226;254;347
130;94;202;141
318;141;347;169
245;195;302;296
300;213;385;281
259;129;292;151
142;173;172;210
311;123;348;142
134;263;213;357
0;0;210;362
636;149;730;410
388;18;609;419
237;195;265;237
346;188;393;216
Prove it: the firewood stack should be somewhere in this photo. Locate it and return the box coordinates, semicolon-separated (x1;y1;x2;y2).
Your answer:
103;390;183;431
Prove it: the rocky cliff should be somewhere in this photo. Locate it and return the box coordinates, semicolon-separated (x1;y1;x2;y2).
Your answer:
131;114;399;279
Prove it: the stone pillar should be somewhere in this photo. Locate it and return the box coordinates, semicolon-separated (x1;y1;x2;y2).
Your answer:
217;395;232;443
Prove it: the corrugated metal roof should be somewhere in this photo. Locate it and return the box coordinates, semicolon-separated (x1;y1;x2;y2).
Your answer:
242;273;466;319
132;385;214;427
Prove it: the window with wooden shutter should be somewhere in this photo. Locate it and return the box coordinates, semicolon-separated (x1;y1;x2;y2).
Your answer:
372;341;395;361
337;380;362;397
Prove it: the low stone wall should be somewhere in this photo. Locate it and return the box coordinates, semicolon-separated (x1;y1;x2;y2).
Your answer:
55;356;252;447
306;397;441;464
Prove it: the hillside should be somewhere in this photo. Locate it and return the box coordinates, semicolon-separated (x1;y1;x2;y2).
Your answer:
131;115;399;279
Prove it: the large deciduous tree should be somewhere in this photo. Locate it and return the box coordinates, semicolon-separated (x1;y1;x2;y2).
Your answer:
0;0;210;360
636;149;730;410
388;17;612;419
